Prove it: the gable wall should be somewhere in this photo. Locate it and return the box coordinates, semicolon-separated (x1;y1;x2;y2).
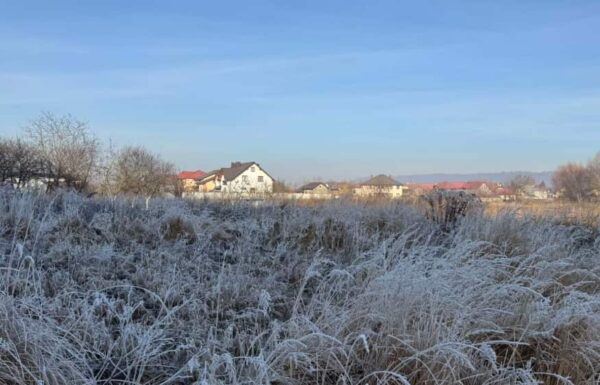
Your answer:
222;164;274;193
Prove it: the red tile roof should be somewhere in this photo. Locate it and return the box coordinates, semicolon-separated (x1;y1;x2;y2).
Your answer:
494;187;515;196
177;170;206;180
436;182;470;190
436;181;497;190
406;183;436;191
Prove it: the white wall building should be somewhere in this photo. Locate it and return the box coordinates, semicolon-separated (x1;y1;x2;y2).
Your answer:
354;175;405;199
198;162;274;194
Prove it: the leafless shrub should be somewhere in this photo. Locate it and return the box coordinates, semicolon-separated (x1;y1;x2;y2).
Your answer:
420;190;482;230
112;146;176;208
161;215;197;243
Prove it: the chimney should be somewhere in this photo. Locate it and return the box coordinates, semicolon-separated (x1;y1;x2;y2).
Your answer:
231;161;242;167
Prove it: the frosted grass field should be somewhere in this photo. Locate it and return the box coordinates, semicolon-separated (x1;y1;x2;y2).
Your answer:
0;189;599;385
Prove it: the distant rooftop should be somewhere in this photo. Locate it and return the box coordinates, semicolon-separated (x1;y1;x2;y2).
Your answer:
362;174;402;186
177;170;206;180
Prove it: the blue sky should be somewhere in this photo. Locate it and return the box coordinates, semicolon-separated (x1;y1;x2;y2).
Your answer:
1;1;600;182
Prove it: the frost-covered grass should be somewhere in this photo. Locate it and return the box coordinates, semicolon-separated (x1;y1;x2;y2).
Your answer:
0;189;599;385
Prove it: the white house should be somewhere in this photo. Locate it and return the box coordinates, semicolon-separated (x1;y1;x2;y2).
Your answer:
354;175;405;199
523;183;553;200
198;162;274;194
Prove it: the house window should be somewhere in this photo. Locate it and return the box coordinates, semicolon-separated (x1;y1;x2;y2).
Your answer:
258;176;264;182
251;166;256;172
242;175;249;183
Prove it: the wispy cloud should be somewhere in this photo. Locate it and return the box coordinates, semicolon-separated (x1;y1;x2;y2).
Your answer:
0;36;89;55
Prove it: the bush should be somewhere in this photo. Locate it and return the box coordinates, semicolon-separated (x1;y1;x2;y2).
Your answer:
420;190;482;230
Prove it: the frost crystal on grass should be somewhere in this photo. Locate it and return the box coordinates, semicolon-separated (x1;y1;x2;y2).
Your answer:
0;190;598;385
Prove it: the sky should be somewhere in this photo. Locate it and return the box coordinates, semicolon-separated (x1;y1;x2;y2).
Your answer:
1;0;600;183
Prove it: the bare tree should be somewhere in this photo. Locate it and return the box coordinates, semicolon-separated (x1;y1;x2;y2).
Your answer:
553;163;591;202
95;140;120;197
587;152;600;196
25;112;99;191
8;139;44;188
114;146;175;208
0;138;11;184
508;174;536;196
0;137;44;188
272;180;292;193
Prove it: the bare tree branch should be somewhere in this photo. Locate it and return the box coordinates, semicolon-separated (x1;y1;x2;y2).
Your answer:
25;112;99;191
112;146;175;202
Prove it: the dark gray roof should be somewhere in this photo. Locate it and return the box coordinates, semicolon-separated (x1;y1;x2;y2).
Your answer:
361;174;402;186
297;182;328;192
221;162;255;181
199;162;274;183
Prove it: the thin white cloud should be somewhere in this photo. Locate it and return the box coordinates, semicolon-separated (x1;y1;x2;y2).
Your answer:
0;36;89;55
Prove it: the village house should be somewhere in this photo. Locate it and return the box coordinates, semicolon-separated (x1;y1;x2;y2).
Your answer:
326;182;352;197
522;182;553;200
354;175;405;198
297;182;331;195
405;183;436;197
436;181;499;196
490;186;517;201
197;162;274;194
435;180;523;201
177;170;206;192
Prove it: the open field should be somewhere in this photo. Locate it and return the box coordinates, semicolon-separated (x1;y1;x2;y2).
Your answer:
485;201;600;226
0;189;599;385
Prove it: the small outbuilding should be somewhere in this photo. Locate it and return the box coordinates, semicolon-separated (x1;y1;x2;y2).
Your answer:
297;182;331;195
